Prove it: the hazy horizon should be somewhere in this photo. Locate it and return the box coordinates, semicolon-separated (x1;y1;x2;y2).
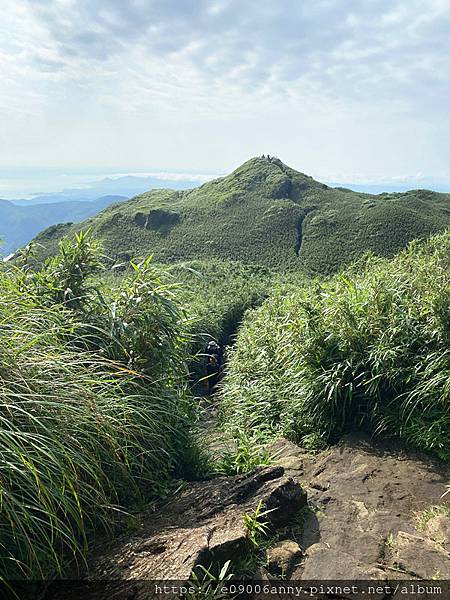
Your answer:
2;162;450;201
0;166;219;199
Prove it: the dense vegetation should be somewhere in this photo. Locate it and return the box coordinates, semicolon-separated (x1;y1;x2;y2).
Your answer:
0;233;194;579
99;259;280;386
179;262;270;392
32;157;450;274
220;232;450;461
170;260;275;347
3;158;450;583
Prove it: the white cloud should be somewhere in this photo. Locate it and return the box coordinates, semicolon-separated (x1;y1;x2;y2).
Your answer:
106;171;217;182
1;0;450;182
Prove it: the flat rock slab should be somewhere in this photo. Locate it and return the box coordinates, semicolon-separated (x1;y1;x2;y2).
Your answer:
394;531;450;579
87;466;306;581
275;434;450;580
269;438;314;479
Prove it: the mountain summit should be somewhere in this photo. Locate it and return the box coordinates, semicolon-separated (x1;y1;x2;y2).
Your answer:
33;157;450;273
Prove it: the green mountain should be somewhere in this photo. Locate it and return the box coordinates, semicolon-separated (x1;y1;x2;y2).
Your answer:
0;195;127;257
32;157;450;273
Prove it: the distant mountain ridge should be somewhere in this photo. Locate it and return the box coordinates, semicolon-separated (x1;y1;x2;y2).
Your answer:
8;173;209;206
31;157;450;273
0;195;126;256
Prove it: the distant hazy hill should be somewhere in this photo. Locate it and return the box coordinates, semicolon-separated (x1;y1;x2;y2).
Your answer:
0;195;126;256
9;174;207;206
31;157;450;273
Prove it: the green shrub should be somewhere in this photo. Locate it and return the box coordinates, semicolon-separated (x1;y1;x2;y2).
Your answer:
0;235;193;579
242;500;275;548
220;232;450;460
17;233;191;383
213;432;272;476
166;260;276;386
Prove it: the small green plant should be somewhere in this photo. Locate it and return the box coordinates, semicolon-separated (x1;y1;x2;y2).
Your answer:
298;432;327;451
125;515;143;533
213;433;272;476
187;560;234;599
416;506;450;531
431;570;442;580
385;533;397;551
243;500;276;548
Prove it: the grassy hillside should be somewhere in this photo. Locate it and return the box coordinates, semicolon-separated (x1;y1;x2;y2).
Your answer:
220;231;450;461
32;157;450;273
0;195;126;256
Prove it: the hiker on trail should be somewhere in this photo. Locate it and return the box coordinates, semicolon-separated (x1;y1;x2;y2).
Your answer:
204;340;222;395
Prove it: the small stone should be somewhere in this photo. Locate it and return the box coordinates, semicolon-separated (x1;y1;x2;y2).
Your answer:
425;514;450;551
319;494;332;504
267;540;303;577
253;566;272;581
309;480;329;491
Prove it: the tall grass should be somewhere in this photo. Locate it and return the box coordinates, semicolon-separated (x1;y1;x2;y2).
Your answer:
220;232;450;460
167;259;307;387
0;234;192;579
170;260;273;342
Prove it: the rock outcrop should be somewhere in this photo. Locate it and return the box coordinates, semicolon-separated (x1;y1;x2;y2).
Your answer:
269;434;450;581
89;466;305;581
45;435;449;600
133;208;180;233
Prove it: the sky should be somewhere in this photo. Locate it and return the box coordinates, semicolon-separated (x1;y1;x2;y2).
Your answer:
2;0;450;197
